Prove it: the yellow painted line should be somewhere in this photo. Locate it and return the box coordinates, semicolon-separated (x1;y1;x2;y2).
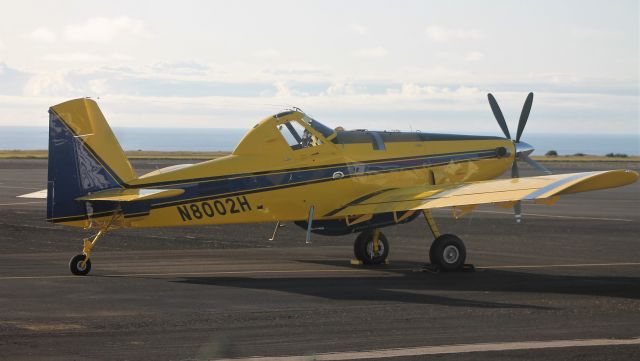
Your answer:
472;209;634;222
1;262;639;281
224;337;640;360
0;201;45;206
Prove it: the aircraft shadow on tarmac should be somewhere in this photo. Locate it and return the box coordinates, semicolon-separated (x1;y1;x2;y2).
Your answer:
173;260;640;310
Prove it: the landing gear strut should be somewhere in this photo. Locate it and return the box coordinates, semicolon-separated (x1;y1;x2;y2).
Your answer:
69;212;119;276
423;210;470;272
353;229;389;265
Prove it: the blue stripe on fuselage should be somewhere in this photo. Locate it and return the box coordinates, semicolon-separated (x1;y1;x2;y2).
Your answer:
146;149;498;210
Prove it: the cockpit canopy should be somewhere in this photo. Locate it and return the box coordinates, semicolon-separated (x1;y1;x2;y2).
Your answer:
232;110;336;155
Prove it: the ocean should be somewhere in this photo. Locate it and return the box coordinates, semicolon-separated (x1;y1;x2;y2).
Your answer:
0;126;638;156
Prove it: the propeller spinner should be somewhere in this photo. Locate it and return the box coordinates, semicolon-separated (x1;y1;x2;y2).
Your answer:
487;92;552;223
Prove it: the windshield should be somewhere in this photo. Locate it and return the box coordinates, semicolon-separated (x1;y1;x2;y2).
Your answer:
303;115;335;138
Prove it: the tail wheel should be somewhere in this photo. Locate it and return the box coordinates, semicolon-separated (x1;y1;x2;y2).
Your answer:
354;230;389;265
429;234;466;271
69;254;91;276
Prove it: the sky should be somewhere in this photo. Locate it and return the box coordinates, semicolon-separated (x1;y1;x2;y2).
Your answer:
0;0;638;135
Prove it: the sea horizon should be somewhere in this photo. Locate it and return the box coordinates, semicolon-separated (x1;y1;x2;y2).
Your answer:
1;126;638;156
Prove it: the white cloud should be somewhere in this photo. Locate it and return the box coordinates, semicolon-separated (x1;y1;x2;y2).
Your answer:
24;71;76;96
465;51;484;61
274;81;292;97
64;17;147;42
353;46;388;57
425;25;482;42
350;24;366;35
30;27;57;42
44;52;132;63
324;82;358;96
253;48;280;58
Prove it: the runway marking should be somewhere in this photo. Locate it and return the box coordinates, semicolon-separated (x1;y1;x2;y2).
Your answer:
0;185;42;190
224;337;640;360
478;262;640;269
1;262;639;280
0;201;45;206
470;209;634;222
0;268;411;280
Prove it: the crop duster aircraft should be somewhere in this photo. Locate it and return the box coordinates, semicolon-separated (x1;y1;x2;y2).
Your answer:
23;94;638;275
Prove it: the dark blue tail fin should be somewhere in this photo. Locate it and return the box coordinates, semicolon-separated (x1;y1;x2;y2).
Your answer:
47;98;136;223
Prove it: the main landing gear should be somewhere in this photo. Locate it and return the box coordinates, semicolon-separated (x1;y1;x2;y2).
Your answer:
351;210;470;271
423;210;470;271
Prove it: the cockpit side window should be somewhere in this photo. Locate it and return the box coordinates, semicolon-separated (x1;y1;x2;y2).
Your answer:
278;120;323;150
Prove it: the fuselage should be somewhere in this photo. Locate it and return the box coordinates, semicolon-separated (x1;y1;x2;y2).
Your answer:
59;110;514;228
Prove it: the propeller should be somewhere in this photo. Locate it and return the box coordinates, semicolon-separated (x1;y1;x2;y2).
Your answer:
487;92;552;223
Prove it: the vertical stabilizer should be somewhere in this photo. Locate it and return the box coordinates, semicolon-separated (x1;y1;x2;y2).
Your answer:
47;98;136;222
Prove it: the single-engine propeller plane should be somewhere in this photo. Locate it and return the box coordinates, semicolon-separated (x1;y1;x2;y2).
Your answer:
22;93;638;275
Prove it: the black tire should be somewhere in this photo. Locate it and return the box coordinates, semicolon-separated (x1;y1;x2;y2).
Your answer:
353;230;389;265
429;234;466;271
69;254;91;276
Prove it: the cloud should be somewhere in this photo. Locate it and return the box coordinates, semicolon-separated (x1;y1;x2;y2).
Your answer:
150;61;210;75
425;26;482;42
465;51;484;61
24;71;77;96
324;82;359;96
64;17;147;42
350;24;366;35
252;48;280;58
29;27;57;42
0;63;31;95
353;46;388;57
43;52;132;63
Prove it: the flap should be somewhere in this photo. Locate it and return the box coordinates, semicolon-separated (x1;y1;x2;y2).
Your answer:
325;170;638;217
76;188;184;202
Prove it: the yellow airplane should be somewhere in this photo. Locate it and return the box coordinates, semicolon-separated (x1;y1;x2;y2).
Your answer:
26;94;638;275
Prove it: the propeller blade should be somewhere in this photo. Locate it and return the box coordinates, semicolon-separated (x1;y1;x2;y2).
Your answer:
511;158;520;178
514;201;522;223
516;92;534;142
488;93;511;139
522;155;552;175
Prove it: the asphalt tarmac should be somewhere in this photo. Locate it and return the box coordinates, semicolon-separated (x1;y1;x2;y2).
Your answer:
0;158;639;360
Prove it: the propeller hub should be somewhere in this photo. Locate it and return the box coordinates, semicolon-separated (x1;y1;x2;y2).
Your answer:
515;141;535;158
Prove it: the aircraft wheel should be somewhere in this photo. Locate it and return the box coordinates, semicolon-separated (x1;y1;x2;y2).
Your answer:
69;254;91;276
354;230;389;265
429;234;466;271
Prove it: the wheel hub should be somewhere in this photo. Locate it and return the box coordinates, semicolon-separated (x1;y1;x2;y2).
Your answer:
366;240;385;258
76;260;86;271
443;245;460;264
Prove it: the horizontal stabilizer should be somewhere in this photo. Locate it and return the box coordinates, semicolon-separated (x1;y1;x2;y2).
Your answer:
18;189;48;199
76;188;184;202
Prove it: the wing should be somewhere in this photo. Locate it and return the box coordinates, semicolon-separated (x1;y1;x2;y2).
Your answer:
325;170;638;217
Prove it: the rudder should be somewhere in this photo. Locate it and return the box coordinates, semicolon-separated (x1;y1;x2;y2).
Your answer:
47;98;136;223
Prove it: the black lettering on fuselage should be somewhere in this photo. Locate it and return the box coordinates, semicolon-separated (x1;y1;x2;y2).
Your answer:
190;204;203;219
213;200;227;215
226;198;240;214
237;196;251;211
177;205;192;221
202;202;214;217
176;196;252;222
